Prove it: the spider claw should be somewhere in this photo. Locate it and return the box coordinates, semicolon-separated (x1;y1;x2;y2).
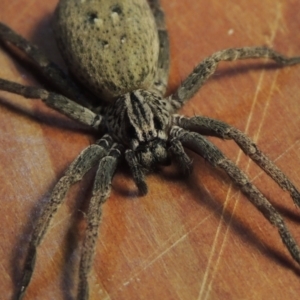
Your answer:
138;180;148;196
182;159;193;176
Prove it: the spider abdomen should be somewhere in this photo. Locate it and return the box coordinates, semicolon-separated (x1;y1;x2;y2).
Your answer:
54;0;160;101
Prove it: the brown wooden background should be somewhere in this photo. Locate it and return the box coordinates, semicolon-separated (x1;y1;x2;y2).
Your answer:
1;0;300;299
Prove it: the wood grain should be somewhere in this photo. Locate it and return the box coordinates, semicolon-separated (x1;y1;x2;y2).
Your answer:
1;0;300;299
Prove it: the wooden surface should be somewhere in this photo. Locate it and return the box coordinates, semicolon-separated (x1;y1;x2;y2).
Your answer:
1;0;300;299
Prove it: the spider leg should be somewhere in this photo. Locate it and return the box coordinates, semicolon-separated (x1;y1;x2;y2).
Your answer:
148;0;170;96
173;115;300;207
171;126;300;265
78;143;123;300
169;137;193;175
125;149;148;195
168;47;300;111
16;135;113;300
0;22;93;108
0;78;102;129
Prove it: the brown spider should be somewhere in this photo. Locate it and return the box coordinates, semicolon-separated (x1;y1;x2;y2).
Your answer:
1;0;300;299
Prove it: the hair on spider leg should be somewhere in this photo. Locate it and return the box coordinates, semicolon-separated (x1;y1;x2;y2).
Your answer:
1;0;300;299
183;170;300;271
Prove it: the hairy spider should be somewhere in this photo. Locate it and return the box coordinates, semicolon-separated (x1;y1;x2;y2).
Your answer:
1;0;300;299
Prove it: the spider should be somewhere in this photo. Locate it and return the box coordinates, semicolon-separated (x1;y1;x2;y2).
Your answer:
1;0;300;299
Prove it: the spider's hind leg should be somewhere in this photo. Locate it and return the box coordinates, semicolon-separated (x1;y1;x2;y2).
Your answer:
0;22;93;108
171;126;300;266
168;46;300;112
16;135;113;300
0;78;102;129
148;0;170;96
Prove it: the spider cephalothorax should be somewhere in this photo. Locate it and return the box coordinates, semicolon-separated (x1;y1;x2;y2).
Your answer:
102;89;172;192
104;90;171;148
1;0;300;300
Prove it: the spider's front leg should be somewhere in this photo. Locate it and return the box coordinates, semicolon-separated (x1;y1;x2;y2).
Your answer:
173;114;300;207
78;143;123;300
170;126;300;266
17;135;113;300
